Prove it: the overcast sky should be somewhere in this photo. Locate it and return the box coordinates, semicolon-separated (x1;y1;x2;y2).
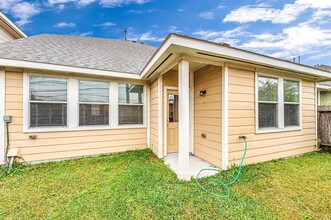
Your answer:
1;0;331;66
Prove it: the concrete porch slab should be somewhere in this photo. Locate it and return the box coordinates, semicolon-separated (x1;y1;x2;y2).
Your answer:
164;153;218;180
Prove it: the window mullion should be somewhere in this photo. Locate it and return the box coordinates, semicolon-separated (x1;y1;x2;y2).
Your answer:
68;78;79;128
278;78;284;129
110;82;118;127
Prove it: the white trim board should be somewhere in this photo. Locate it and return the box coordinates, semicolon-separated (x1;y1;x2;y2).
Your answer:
221;64;229;170
0;70;5;164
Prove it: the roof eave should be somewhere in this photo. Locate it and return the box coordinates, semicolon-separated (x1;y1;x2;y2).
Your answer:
141;34;331;80
0;12;27;38
0;58;141;79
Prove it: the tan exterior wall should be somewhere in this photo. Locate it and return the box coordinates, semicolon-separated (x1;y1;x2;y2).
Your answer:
228;67;317;166
0;26;15;43
5;71;147;162
150;78;159;155
194;65;222;167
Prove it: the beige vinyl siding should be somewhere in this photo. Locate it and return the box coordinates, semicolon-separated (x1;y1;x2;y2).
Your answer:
0;26;15;43
150;78;159;155
5;71;147;162
228;67;317;166
194;65;222;167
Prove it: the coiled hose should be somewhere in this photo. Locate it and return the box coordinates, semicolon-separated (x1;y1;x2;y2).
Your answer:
195;139;248;198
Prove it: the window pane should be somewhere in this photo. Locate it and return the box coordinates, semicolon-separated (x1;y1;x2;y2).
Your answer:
30;76;67;102
258;103;277;128
258;76;278;102
285;104;299;126
30;103;67;127
284;80;299;103
119;105;143;125
169;94;178;122
119;84;143;104
79;104;109;126
79;80;109;103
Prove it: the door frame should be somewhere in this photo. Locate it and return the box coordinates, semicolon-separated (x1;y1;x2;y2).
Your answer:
0;70;5;164
163;86;194;157
163;86;178;157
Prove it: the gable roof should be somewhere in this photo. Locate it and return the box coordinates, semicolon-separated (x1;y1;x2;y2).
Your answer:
0;12;26;39
0;34;157;75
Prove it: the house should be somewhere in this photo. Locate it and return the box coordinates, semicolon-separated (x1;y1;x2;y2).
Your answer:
0;33;330;179
316;65;331;106
0;12;26;43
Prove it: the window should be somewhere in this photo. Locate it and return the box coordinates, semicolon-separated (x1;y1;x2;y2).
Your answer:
258;76;278;128
29;76;67;127
118;84;144;125
257;75;301;131
284;80;300;127
79;80;109;126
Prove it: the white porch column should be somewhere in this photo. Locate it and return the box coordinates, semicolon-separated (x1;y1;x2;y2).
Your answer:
178;59;190;177
0;70;5;164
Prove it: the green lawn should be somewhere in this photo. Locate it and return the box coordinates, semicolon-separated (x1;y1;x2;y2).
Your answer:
0;149;330;219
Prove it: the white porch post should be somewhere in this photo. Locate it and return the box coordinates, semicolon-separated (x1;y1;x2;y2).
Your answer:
178;59;190;177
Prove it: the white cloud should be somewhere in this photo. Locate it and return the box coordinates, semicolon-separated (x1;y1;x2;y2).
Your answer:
127;30;164;42
240;24;331;60
169;26;181;33
223;3;307;24
199;11;214;19
47;0;149;7
79;31;93;36
54;22;76;28
193;26;249;46
224;0;331;24
10;2;40;25
93;22;116;27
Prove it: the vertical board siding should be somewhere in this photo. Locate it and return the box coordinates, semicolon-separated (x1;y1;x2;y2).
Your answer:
150;78;159;155
194;65;222;166
5;71;147;162
228;68;317;165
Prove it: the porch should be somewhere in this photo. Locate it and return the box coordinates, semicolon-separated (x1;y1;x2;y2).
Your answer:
149;57;228;180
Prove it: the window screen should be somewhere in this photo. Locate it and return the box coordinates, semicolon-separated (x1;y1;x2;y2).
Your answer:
29;76;67;127
118;84;144;125
79;80;109;126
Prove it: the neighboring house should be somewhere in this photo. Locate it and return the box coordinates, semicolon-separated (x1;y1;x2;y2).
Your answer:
0;12;26;43
316;65;331;106
0;33;330;179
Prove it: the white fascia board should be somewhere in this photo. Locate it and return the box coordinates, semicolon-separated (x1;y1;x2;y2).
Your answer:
141;34;331;79
140;38;173;78
317;84;331;90
0;12;27;38
0;58;141;80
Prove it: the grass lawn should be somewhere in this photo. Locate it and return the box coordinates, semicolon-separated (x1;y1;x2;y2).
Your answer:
0;149;330;219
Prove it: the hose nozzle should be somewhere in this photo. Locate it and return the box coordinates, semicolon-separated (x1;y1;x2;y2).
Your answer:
239;135;247;140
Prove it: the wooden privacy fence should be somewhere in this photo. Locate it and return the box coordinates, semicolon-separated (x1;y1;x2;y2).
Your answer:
318;106;331;147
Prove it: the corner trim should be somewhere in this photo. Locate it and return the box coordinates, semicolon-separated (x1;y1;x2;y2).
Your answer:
222;64;229;169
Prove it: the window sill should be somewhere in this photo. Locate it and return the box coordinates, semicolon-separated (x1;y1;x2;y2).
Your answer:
23;125;147;133
256;126;302;134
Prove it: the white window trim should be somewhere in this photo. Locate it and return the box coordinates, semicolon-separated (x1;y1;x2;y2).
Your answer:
23;73;147;133
0;70;5;164
255;72;302;134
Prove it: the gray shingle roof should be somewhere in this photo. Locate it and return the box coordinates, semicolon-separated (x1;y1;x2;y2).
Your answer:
0;34;157;74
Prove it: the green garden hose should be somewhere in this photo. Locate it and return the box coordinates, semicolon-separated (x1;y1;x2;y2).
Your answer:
195;138;248;198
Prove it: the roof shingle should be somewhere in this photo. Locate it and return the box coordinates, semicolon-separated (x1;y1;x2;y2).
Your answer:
0;34;157;74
